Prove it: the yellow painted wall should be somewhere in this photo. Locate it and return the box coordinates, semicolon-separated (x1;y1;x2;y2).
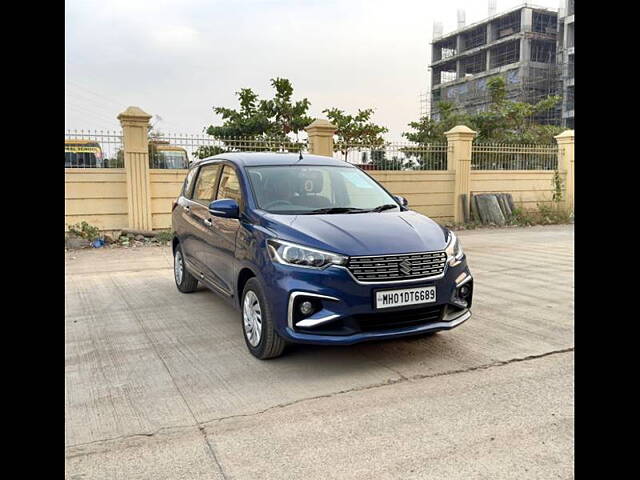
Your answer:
470;170;560;209
65;168;558;232
65;168;188;232
149;169;189;230
148;169;457;229
369;171;455;223
65;169;128;231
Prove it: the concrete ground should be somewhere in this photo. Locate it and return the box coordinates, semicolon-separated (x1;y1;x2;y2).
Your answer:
65;224;574;480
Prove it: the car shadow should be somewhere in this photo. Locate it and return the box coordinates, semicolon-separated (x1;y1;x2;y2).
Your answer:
186;286;474;376
280;329;466;370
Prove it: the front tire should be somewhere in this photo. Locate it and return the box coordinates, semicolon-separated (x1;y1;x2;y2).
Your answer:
241;278;286;359
174;243;199;293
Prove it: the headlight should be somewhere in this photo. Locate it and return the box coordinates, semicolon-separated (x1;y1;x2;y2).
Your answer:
445;231;464;266
266;239;348;269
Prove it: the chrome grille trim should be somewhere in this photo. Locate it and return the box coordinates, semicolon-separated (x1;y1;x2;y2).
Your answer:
347;251;447;283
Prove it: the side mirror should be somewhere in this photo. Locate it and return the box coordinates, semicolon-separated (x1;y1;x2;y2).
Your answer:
208;199;239;219
394;195;409;208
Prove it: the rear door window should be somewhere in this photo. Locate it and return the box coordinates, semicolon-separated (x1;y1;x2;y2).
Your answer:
182;166;199;198
216;165;243;205
192;164;222;205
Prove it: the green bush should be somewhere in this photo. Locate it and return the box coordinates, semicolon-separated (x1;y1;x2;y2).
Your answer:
68;221;101;241
509;203;570;227
536;203;571;225
154;230;174;242
552;170;564;203
509;207;536;226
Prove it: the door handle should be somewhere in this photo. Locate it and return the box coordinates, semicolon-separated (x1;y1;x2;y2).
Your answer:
183;205;190;212
203;218;212;227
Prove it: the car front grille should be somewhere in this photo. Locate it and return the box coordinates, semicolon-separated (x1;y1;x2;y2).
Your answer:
347;251;447;283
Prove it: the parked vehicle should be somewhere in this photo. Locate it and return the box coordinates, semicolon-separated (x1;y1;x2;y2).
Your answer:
65;139;104;168
112;141;189;169
149;141;189;169
171;152;473;359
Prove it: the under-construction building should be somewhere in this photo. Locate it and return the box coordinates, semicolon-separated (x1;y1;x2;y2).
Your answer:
557;0;574;128
429;3;563;125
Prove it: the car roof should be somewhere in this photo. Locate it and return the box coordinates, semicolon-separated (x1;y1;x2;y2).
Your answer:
154;145;187;152
65;139;100;145
192;152;355;168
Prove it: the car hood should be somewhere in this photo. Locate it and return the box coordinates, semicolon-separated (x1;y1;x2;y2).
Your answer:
261;210;450;256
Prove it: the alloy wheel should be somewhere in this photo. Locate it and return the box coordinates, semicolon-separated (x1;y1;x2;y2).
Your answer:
174;250;184;285
243;290;263;347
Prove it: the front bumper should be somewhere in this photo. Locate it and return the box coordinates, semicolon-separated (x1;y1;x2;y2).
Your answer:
262;258;473;346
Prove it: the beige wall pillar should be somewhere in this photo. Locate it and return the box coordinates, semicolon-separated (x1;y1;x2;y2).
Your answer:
445;125;477;223
118;106;153;231
305;119;337;157
555;129;575;213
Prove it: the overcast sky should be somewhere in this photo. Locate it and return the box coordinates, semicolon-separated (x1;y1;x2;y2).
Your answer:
65;0;560;140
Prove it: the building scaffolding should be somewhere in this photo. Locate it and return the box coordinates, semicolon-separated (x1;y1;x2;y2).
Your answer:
428;3;570;127
433;36;456;62
530;40;556;63
460;52;486;76
490;40;520;69
461;26;487;51
492;10;520;40
532;11;557;34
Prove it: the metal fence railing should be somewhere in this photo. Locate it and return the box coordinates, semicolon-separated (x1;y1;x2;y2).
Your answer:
334;143;449;171
65;131;308;169
148;133;307;166
471;143;558;170
65;130;123;168
65;130;559;172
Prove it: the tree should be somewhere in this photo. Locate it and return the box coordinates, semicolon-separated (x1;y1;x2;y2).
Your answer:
403;101;471;145
402;76;563;145
369;149;405;170
472;77;563;144
194;145;226;160
260;78;312;137
322;107;388;161
205;78;312;139
148;115;165;139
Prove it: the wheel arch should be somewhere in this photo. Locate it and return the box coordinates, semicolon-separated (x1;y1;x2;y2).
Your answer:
236;267;257;307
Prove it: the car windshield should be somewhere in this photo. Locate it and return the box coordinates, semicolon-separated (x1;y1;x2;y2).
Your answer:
65;151;101;168
151;151;188;169
246;165;399;214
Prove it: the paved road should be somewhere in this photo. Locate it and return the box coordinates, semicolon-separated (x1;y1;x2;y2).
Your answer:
65;225;574;479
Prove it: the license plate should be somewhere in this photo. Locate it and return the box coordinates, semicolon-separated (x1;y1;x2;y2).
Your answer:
375;286;436;309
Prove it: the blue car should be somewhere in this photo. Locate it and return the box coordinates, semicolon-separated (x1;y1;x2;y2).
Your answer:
172;152;473;359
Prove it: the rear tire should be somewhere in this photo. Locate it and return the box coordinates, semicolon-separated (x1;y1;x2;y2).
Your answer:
174;243;199;293
241;278;286;359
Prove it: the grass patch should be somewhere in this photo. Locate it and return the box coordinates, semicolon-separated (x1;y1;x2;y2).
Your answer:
67;221;101;241
446;202;572;230
509;203;571;226
154;230;174;243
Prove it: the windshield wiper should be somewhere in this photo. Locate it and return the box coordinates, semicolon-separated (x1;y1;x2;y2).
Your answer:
372;204;399;212
303;207;369;215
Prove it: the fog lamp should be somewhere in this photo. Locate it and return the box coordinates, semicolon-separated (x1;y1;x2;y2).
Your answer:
299;301;314;316
459;285;471;298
